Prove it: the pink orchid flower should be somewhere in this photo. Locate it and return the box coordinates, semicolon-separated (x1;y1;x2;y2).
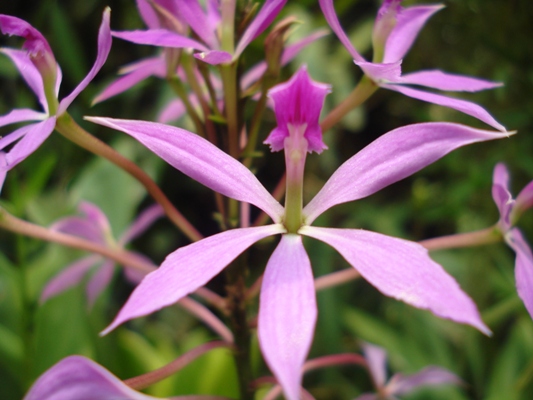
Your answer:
0;9;112;176
111;0;287;66
356;343;461;400
86;67;510;399
319;0;505;131
41;202;163;307
492;163;533;318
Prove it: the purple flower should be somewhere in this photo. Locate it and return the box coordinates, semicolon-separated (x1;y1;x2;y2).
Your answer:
41;202;163;307
0;9;111;176
492;163;533;318
319;0;505;131
356;343;461;400
85;68;509;399
111;0;287;66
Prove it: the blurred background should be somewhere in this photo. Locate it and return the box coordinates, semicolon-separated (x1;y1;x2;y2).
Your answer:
1;0;532;398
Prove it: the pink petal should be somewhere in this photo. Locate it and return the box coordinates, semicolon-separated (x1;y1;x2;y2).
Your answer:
157;98;187;123
0;49;47;111
515;180;533;216
194;50;233;65
491;163;513;230
23;355;162;400
175;0;219;49
0;108;47;128
136;0;162;29
93;56;167;104
0;152;6;192
383;5;444;63
79;201;112;236
356;60;402;82
303;122;511;223
235;0;287;58
506;229;533;319
58;8;112;113
388;366;461;395
86;117;284;222
112;29;208;52
300;226;490;334
50;216;104;244
362;343;388;388
399;70;503;92
4;117;56;168
102;225;284;334
0;14;53;56
86;260;115;307
40;255;100;304
381;83;506;132
119;204;164;245
258;234;317;400
318;0;365;62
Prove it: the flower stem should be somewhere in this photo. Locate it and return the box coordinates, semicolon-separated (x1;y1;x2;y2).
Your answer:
221;63;240;158
419;226;502;251
55;113;202;242
320;75;377;132
125;341;231;390
0;207;156;274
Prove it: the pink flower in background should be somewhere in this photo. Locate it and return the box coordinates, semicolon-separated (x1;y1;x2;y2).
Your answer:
319;0;505;131
356;343;461;400
492;163;533;318
0;9;111;176
85;67;509;399
111;0;287;66
41;202;163;307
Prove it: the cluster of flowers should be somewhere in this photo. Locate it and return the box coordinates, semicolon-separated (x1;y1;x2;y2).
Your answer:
0;0;530;399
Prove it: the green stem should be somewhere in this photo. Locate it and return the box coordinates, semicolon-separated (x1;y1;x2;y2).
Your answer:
166;75;206;138
221;64;240;158
320;76;377;132
419;226;502;251
54;113;202;242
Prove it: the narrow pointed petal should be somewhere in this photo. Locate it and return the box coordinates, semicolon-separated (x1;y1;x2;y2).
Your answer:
157;98;187;123
258;234;317;400
235;0;287;58
58;8;112;113
176;0;219;49
51;216;105;244
319;0;365;62
382;83;506;132
356;60;402;82
304;122;511;223
0;14;53;55
515;180;533;216
300;227;490;334
23;355;162;400
136;0;162;29
79;201;112;235
119;204;164;246
362;343;388;388
86;260;115;307
0;152;6;192
506;229;533;319
0;108;47;128
399;70;503;92
86;117;284;222
492;163;513;229
194;50;233;65
0;49;47;110
40;255;100;303
388;366;461;395
112;29;208;51
4;117;55;168
383;5;444;63
102;225;284;334
93;56;166;104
